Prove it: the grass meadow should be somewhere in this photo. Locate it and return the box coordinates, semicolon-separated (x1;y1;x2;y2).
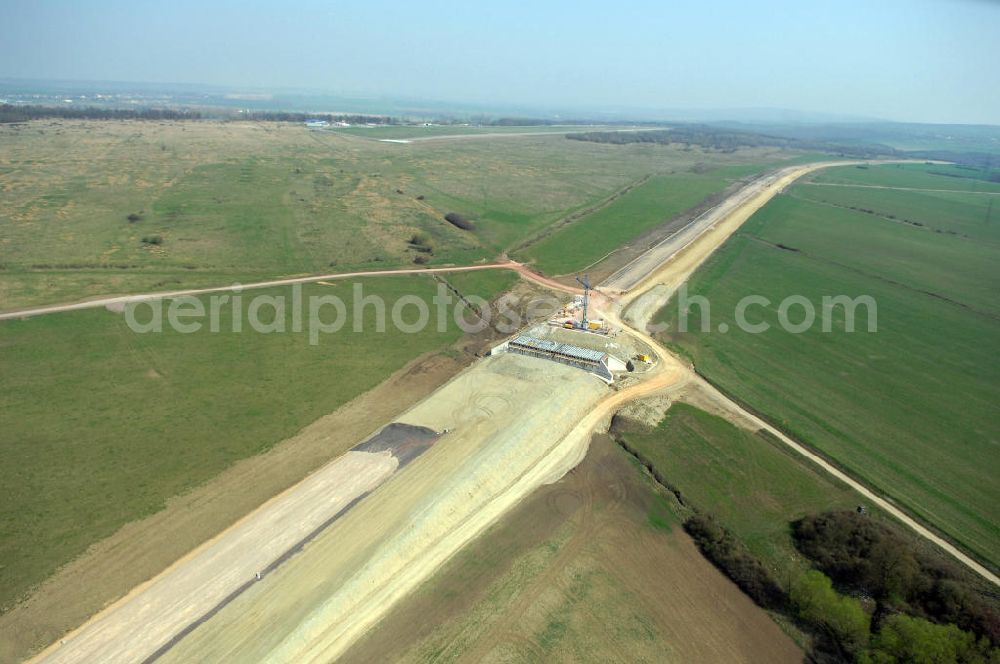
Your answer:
619;403;859;574
519;159;832;276
810;162;1000;192
0;120;806;308
654;164;1000;568
520;170;738;275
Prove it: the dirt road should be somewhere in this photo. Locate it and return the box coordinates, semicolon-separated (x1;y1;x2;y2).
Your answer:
357;127;655;143
0;263;517;321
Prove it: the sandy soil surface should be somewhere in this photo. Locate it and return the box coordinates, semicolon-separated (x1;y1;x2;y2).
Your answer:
155;343;685;663
343;435;803;664
33;450;400;664
157;354;610;662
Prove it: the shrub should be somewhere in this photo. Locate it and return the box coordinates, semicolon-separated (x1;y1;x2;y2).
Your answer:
444;212;474;230
793;511;1000;647
126;212;142;223
409;232;434;254
413;254;429;265
792;511;918;601
141;235;163;246
791;570;871;657
867;614;996;664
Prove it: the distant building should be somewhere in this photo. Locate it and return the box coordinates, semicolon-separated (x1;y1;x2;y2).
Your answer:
305;120;329;128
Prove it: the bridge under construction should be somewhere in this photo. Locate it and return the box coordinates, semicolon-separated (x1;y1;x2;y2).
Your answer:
490;334;625;383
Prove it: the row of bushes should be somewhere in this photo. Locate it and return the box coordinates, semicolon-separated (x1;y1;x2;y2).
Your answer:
684;514;788;610
409;232;433;265
682;513;856;660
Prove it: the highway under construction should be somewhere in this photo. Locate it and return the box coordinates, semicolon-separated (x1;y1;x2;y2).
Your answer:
28;160;997;664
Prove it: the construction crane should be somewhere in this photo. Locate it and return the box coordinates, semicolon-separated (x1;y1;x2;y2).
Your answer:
575;274;591;327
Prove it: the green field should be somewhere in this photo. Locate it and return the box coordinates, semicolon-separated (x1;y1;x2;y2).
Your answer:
0;120;808;308
520;172;733;275
794;179;1000;243
0;273;512;611
520;160;827;276
653;164;1000;568
811;162;1000;192
618;403;859;573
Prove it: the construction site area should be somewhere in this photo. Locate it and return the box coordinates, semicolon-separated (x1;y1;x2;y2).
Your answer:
491;275;657;385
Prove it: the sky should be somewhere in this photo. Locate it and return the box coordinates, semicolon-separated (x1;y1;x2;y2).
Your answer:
4;0;1000;124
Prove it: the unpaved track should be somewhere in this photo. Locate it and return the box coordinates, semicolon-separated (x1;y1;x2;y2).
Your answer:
346;127;655;143
0;263;517;321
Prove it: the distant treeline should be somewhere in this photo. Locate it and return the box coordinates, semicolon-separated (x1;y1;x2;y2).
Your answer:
567;125;893;158
0;104;397;125
0;104;203;123
566;124;1000;168
239;111;397;124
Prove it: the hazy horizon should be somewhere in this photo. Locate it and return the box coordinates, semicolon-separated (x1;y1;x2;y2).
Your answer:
5;0;1000;125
